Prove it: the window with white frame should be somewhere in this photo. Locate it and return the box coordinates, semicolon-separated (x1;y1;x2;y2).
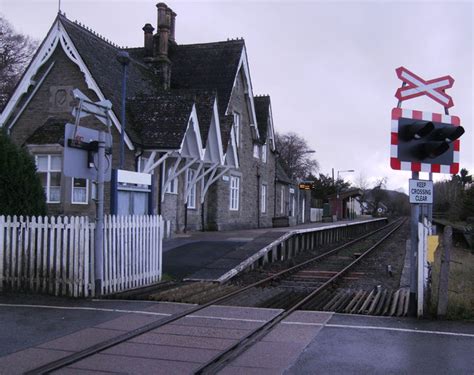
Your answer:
163;164;178;194
229;176;240;211
137;156;151;173
186;169;196;209
261;184;267;214
72;178;88;204
280;186;285;214
36;154;61;203
233;112;241;147
262;144;267;163
253;144;260;159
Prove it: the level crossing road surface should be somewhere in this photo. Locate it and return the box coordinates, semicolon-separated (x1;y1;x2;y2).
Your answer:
0;296;473;374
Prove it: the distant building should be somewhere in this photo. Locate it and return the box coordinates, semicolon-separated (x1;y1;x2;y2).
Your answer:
328;189;363;220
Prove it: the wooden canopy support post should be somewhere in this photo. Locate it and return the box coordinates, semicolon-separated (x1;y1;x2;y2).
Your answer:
160;156;198;202
143;151;176;174
161;155;181;202
184;162;204;204
201;166;231;203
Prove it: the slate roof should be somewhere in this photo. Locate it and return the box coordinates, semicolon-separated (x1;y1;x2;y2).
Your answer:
25;118;68;145
328;188;363;200
127;92;195;149
189;90;216;146
59;15;245;153
59;15;159;144
219;115;234;152
254;95;270;144
10;13;247;154
169;40;244;117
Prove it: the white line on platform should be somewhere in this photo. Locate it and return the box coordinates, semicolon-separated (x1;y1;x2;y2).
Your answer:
0;303;172;317
186;314;267;323
282;321;325;326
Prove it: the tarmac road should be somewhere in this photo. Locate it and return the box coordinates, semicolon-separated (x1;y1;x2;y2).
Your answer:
0;296;473;374
285;314;474;374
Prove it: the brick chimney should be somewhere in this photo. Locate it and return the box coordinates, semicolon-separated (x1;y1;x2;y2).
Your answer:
154;2;171;89
142;23;154;57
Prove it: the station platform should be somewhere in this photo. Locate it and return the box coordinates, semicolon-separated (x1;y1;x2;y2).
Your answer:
0;296;472;374
163;217;386;282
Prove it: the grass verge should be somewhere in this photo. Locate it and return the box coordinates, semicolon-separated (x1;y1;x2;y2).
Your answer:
430;240;474;320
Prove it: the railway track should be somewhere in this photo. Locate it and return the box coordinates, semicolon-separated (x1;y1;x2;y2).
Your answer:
149;218;408;313
26;218;405;374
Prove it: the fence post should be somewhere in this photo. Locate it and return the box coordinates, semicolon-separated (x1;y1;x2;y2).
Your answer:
437;226;452;318
94;131;106;296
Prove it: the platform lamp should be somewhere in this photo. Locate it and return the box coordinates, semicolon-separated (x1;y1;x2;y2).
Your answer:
116;51;130;169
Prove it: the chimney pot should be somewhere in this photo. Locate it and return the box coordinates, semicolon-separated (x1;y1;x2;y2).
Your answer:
143;23;155;57
156;2;169;28
169;10;177;42
153;2;172;90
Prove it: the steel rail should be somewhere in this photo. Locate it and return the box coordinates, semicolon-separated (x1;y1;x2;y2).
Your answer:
194;218;406;374
26;219;400;374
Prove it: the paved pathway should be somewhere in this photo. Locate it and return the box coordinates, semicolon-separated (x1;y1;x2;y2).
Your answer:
0;297;473;374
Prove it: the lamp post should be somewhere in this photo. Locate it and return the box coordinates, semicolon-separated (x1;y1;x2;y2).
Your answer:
336;169;354;220
116;51;130;169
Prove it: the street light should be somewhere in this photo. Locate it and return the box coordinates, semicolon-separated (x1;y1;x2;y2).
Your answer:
116;51;130;169
336;169;354;220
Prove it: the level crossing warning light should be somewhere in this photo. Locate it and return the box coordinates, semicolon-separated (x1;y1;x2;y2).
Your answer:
390;108;464;174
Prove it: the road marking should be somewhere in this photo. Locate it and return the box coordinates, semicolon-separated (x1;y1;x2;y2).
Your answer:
281;321;474;338
92;298;197;306
0;303;171;317
0;303;270;323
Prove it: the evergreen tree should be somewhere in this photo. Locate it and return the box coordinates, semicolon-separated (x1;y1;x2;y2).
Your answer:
309;173;351;201
0;130;47;216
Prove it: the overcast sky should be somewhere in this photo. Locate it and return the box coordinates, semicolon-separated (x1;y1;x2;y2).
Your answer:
2;0;473;192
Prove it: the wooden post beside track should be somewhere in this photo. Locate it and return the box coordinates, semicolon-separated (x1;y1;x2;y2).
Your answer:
437;226;452;318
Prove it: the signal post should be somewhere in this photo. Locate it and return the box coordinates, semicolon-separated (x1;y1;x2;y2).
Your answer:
390;67;464;316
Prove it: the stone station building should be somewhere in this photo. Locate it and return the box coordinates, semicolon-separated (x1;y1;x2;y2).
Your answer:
0;3;311;235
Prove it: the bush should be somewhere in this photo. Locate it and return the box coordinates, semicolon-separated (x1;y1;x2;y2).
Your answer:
461;187;474;221
0;130;46;216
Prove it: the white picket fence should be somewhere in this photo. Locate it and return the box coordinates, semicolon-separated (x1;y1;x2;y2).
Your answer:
0;215;163;297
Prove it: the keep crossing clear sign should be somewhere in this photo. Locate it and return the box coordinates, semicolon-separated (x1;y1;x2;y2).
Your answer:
409;179;433;204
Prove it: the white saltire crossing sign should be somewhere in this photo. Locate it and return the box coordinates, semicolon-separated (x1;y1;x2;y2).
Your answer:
395;66;454;108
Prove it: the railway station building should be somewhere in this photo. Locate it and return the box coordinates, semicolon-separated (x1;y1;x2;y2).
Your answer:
0;3;311;234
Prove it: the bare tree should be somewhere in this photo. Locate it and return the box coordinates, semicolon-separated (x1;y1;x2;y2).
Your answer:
354;172;370;191
0;15;38;109
371;177;388;214
275;131;319;180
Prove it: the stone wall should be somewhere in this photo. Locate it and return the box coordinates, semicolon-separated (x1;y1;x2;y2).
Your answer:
205;70;276;230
